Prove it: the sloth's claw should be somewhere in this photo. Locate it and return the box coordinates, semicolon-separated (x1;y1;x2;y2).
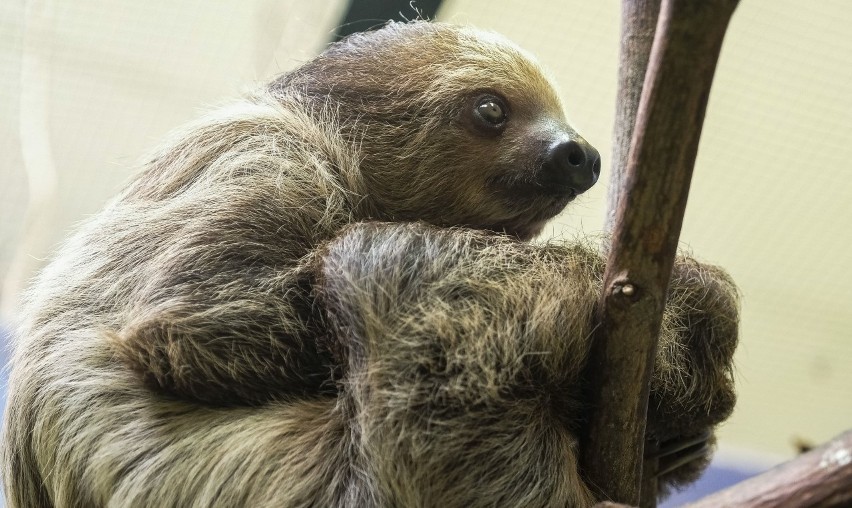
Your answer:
649;429;713;478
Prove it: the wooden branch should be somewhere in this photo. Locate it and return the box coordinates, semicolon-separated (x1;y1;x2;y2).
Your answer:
605;0;661;233
581;0;739;505
604;3;663;502
687;430;852;508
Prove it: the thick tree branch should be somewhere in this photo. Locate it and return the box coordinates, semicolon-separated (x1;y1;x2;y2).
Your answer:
581;0;739;505
687;430;852;508
605;0;661;233
602;3;663;502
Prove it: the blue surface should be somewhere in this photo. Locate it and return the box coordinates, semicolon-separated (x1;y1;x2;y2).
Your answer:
661;461;763;506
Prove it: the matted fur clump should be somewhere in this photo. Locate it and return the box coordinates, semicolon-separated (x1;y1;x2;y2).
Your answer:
2;21;738;507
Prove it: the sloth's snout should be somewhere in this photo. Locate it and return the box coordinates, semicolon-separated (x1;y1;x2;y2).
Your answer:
538;137;601;195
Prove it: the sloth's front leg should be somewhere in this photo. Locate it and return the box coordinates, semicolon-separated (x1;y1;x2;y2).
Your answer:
317;222;602;507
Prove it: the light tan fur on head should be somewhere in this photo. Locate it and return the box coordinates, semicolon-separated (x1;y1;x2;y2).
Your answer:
274;22;587;239
2;21;737;507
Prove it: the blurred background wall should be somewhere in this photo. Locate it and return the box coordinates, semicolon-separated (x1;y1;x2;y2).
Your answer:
1;0;851;503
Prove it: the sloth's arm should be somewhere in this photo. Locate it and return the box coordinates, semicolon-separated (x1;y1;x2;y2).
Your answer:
318;222;602;506
318;222;738;503
109;263;331;405
106;184;336;406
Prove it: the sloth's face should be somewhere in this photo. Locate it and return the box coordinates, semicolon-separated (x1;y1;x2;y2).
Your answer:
274;21;601;240
451;88;601;240
367;25;601;240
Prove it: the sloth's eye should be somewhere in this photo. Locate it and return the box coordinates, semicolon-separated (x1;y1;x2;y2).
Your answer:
474;97;507;127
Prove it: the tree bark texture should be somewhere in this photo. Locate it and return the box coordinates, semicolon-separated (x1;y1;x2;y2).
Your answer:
605;0;661;233
687;430;852;508
602;2;663;502
581;0;739;505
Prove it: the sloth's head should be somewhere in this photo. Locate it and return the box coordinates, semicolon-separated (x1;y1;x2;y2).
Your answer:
274;21;600;240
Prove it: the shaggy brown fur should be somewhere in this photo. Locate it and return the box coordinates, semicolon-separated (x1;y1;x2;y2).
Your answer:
1;21;738;507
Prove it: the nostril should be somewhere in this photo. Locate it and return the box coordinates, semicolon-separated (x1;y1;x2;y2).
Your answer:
567;144;585;166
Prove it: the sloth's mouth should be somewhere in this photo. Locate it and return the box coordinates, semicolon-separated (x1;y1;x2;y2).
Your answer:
483;176;578;239
495;178;576;202
530;192;574;218
533;179;579;197
516;181;576;213
485;191;575;240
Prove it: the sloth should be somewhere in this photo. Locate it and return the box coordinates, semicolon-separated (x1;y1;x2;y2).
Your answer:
2;21;738;507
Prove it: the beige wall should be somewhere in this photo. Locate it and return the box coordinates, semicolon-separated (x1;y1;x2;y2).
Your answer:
1;0;850;462
0;0;347;315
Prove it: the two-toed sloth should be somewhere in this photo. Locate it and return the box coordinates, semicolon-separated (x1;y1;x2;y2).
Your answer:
2;21;738;507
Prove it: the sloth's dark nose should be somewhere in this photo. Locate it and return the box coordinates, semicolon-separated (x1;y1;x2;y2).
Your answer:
538;138;601;195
